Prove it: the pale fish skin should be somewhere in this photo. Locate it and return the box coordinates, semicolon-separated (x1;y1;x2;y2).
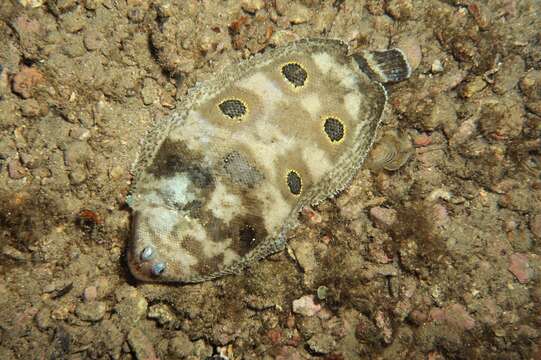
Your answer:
127;39;410;283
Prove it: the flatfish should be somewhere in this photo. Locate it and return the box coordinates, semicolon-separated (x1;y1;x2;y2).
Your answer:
127;39;410;283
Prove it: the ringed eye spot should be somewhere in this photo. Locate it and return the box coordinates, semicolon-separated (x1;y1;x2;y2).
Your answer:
281;62;307;87
239;224;257;246
140;246;154;261
151;262;166;276
286;170;302;195
218;99;247;119
323;117;345;143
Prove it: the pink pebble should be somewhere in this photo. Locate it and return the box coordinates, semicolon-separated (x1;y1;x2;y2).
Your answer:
83;286;98;302
508;253;532;284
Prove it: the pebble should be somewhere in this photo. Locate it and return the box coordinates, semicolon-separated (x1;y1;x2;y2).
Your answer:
241;0;264;14
75;301;107;321
290;239;318;286
526;100;541;117
16;0;44;7
147;303;178;328
35;307;53;330
460;76;487;98
83;286;98;303
20;99;41;117
429;304;475;331
292;295;321;317
385;0;413;20
83;29;103;51
168;332;194;358
519;70;541;100
369;206;397;230
396;36;422;72
69;167;87;185
508;253;532;284
426;94;456;131
431;59;444;73
2;244;29;261
141;78;160;106
413;133;432;147
69;127;91;141
128;328;159;360
48;0;78;15
12;67;44;99
287;3;311;24
493;55;525;94
8;158;27;179
530;215;541;239
114;285;148;326
306;332;336;355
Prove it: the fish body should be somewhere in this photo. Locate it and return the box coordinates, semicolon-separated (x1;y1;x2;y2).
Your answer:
127;39;410;283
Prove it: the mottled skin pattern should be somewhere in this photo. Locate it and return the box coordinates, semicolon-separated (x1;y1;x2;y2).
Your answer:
127;39;408;283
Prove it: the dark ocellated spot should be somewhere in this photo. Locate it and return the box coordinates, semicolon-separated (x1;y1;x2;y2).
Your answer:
218;99;247;119
324;117;345;142
239;224;257;247
281;63;307;87
287;170;302;195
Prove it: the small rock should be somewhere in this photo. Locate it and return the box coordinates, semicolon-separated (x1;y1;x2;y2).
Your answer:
460;76;487;98
148;303;179;328
48;0;78;15
141;78;160;106
269;30;301;47
17;0;45;7
8;159;27;179
385;0;413;20
75;301;107;322
128;327;159;360
69;167;87;185
442;304;476;331
431;59;444;73
20;99;41;117
427;94;456;131
192;339;213;358
287;3;311;24
83;29;103;51
241;0;264;13
168;332;194;358
35;307;53;330
83;286;98;303
84;0;102;10
520;70;541;100
114;285;148;326
396;36;422;72
62;10;86;33
508;253;532;284
530;214;541;239
292;295;321;317
306;333;336;355
369;206;397;230
526;100;541;117
413;133;432;147
493;54;525;94
69;127;91;141
2;245;29;261
12;66;44;98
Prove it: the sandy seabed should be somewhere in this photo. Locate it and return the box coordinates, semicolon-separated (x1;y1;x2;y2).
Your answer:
1;0;541;359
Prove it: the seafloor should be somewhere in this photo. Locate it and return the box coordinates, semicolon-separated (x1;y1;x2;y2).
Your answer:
1;0;541;359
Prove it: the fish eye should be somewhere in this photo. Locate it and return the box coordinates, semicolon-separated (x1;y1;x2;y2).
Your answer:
151;262;166;276
140;246;154;261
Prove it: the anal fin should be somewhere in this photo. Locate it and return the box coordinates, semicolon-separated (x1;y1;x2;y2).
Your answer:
353;48;411;84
